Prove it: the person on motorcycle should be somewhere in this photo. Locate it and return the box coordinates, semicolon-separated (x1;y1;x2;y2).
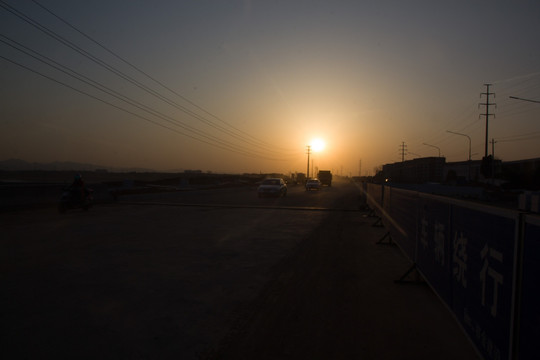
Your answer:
71;173;85;202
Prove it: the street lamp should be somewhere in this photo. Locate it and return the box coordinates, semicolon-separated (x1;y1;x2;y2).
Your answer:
422;143;441;157
446;130;471;161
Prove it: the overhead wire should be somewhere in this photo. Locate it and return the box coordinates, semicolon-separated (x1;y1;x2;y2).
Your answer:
494;77;540;148
408;101;480;158
0;55;227;152
0;54;291;160
8;1;538;165
0;34;289;160
413;72;540;161
497;130;540;141
497;135;540;143
0;0;300;160
29;0;290;153
1;0;269;153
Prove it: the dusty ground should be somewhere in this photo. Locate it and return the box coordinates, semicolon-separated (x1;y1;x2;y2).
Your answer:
1;181;480;359
208;208;480;359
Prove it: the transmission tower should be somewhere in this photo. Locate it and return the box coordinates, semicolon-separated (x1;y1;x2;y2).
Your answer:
480;84;496;158
399;142;407;162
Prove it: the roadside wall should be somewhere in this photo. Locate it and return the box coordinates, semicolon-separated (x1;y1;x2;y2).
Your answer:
365;183;539;360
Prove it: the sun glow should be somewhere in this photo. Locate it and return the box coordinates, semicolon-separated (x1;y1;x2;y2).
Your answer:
311;138;326;152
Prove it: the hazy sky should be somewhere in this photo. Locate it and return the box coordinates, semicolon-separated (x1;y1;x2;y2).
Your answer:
1;0;540;175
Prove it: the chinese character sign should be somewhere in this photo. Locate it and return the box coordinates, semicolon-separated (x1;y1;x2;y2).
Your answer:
451;206;516;360
416;198;452;304
453;232;467;288
518;216;540;359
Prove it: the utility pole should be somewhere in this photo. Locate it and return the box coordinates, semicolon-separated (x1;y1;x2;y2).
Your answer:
480;84;496;158
399;142;407;162
306;145;311;179
491;138;497;183
358;159;362;177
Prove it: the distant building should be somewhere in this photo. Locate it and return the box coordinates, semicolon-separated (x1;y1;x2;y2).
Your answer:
443;160;482;183
383;157;445;183
501;158;540;190
503;158;540;174
381;156;539;188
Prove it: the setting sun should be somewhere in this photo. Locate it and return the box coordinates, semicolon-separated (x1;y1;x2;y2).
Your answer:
311;138;326;152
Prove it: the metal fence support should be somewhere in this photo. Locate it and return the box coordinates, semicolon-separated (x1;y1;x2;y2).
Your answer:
376;231;393;245
394;263;424;284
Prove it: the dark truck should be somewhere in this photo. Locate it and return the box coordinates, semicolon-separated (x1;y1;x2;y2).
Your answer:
295;172;306;185
317;170;332;186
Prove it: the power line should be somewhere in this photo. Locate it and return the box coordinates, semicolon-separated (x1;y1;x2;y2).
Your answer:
415;74;540;162
29;0;284;153
414;101;479;152
0;0;295;157
497;135;540;143
509;96;540;104
0;54;289;161
0;35;292;160
497;130;540;141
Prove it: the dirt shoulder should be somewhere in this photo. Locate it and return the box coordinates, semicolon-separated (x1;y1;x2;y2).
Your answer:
208;208;480;359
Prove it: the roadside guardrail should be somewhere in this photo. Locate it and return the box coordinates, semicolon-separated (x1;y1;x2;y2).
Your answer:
363;182;538;360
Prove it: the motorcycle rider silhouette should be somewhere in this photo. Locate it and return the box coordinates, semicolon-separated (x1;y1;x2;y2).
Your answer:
71;173;85;203
59;174;94;213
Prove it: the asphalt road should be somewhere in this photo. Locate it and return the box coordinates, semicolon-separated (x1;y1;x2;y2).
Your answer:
0;179;479;359
119;179;350;209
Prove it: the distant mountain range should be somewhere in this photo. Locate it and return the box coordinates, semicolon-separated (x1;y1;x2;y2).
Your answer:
0;159;155;173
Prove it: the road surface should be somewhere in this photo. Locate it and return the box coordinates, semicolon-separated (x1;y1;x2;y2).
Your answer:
1;179;479;359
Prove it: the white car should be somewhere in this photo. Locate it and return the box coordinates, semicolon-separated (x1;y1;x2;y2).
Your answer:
257;178;287;197
305;178;322;191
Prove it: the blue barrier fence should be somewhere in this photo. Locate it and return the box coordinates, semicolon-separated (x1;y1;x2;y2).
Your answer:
416;195;454;305
519;215;540;359
364;183;538;360
366;183;383;209
384;187;419;262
